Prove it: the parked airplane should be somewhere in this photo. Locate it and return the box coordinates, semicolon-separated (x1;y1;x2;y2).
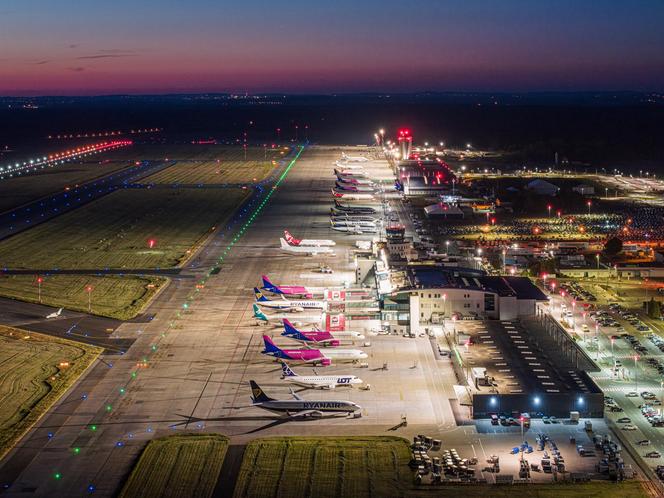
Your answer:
261;335;367;365
331;225;375;234
335;160;365;170
284;230;335;247
330;219;377;228
282;319;365;344
252;304;321;327
341;152;368;162
331;189;375;201
335;181;375;193
280;362;363;389
249;380;361;417
333;200;376;213
280;238;334;256
262;275;314;298
336;175;374;186
254;288;327;311
45;307;63;319
334;168;368;178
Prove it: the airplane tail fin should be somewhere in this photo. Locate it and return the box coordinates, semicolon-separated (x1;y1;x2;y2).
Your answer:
280;361;297;377
253;303;268;321
261;275;279;293
282;318;300;337
284;230;301;246
254;287;269;302
262;335;282;355
280;238;292;250
250;380;273;403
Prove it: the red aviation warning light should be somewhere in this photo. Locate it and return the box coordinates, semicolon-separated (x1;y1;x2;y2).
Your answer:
148;238;156;249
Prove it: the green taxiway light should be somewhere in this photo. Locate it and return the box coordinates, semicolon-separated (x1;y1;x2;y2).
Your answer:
105;405;112;412
73;447;80;455
119;387;126;394
89;425;97;431
54;473;62;480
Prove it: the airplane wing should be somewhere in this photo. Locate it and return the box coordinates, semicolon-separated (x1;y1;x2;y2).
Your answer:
289;388;303;401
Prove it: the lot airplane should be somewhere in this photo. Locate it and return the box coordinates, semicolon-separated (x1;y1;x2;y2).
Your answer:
261;335;367;365
331;225;375;234
334;168;368;178
249;380;361;417
45;307;64;319
284;230;335;247
252;304;321;327
254;288;327;311
282;319;365;344
280;362;363;389
335;175;374;186
280;238;334;256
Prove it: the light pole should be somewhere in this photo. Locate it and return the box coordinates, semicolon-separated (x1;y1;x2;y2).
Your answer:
443;293;447;319
445;240;450;256
596;254;600;270
86;285;93;313
502;249;506;274
587;200;592;215
37;276;43;304
611;338;615;370
547;204;552;217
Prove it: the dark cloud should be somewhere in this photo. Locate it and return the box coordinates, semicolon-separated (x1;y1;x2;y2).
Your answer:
68;44;79;49
67;67;86;72
27;60;50;65
77;53;135;60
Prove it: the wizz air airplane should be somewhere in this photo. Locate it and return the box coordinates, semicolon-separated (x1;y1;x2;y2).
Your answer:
331;225;375;234
249;380;361;417
284;230;335;247
261;335;367;366
331;188;375;201
341;152;368;162
252;304;321;327
336;175;374;186
280;238;334;256
330;219;377;228
333;200;376;213
282;319;365;346
261;275;313;298
254;288;327;311
335;181;375;193
280;362;363;390
333;168;368;178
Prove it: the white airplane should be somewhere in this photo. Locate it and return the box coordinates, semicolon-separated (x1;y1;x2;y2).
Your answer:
334;168;368;178
331;189;375;201
335;161;365;170
45;307;63;319
331;225;375;234
250;380;361;417
252;304;322;327
280;238;334;256
331;219;377;228
284;230;335;247
254;288;327;311
280;362;363;389
341;152;368;162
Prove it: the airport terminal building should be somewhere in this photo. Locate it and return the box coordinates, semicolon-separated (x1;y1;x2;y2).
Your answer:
381;266;548;330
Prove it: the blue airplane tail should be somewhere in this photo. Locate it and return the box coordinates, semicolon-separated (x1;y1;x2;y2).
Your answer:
250;380;273;403
261;275;281;294
282;319;301;337
280;361;297;377
262;335;285;357
254;287;269;302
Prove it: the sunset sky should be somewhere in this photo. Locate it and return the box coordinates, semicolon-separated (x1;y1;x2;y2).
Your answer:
1;0;664;95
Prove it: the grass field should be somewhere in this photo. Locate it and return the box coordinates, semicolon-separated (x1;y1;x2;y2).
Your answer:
0;160;133;214
232;437;648;498
0;274;163;320
144;160;276;185
0;188;248;270
0;326;102;459
232;436;413;498
119;434;229;498
103;144;290;163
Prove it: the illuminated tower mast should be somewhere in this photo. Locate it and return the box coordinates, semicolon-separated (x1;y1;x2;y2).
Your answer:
398;129;412;160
